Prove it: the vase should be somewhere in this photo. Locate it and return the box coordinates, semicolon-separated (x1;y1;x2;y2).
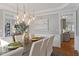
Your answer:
23;32;30;47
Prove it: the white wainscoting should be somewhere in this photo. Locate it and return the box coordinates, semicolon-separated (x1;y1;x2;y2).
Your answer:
75;36;79;52
53;34;61;47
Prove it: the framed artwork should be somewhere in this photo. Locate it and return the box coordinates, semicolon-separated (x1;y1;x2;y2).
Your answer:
5;19;10;37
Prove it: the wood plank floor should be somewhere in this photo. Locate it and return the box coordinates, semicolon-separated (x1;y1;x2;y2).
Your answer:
52;38;78;56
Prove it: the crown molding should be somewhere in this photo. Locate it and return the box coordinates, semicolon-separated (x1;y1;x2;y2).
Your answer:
0;3;78;17
35;4;79;16
35;3;69;16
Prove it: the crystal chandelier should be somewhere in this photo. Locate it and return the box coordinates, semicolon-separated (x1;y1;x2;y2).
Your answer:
16;4;36;25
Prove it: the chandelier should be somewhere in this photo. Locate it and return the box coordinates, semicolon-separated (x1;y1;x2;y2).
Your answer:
16;4;36;25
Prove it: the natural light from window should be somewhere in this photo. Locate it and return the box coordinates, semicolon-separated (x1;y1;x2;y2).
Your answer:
0;38;9;47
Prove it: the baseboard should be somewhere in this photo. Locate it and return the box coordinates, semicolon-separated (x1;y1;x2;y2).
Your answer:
70;38;74;39
77;50;79;56
74;50;79;56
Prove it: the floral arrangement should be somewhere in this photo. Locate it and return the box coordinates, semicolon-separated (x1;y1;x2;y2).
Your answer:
14;22;29;34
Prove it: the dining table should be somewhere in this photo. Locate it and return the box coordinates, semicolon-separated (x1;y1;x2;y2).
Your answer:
0;36;45;56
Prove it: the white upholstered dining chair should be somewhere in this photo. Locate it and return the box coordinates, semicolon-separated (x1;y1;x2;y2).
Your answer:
29;39;43;56
47;35;54;56
1;47;24;56
40;39;48;56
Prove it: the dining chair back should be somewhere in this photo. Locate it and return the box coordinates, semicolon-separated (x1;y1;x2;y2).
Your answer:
40;38;48;56
47;35;54;56
29;39;43;56
1;47;24;56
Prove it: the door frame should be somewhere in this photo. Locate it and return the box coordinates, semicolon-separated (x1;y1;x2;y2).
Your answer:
59;10;76;48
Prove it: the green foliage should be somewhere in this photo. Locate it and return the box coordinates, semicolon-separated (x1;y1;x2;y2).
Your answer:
14;22;28;34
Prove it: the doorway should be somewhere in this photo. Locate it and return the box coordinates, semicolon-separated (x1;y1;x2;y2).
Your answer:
61;16;75;47
59;15;76;55
52;12;77;56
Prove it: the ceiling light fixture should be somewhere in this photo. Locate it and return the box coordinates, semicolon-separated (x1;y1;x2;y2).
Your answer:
16;4;20;24
16;4;36;25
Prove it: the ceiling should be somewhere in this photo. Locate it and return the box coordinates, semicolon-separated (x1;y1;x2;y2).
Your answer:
0;3;68;12
0;3;79;14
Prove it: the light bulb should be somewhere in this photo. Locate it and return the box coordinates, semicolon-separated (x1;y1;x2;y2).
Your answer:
32;17;35;21
22;18;24;21
24;14;26;18
27;20;31;25
62;16;67;19
16;20;19;24
16;16;19;20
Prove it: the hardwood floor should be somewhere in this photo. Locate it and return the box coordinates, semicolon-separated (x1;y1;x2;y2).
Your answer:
52;38;78;56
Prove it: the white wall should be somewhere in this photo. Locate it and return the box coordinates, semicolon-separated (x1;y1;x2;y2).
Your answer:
75;9;79;52
29;13;61;47
0;10;16;43
48;13;61;47
29;15;49;34
0;10;4;37
48;13;60;34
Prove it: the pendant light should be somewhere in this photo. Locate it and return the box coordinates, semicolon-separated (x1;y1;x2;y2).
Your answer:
16;4;20;24
22;4;26;22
